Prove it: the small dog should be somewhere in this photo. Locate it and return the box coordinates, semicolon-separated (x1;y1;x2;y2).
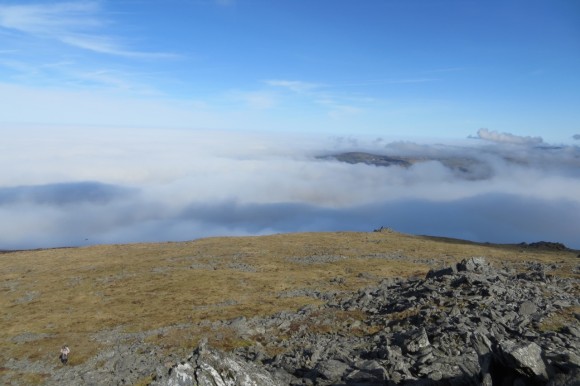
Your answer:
59;345;70;365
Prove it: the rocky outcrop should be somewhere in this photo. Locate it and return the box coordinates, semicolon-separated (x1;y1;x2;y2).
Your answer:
152;257;579;386
34;257;579;385
162;339;281;386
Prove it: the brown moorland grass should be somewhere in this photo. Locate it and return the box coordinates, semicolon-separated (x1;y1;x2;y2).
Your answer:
1;231;578;383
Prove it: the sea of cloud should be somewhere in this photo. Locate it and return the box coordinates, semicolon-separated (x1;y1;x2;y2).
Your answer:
1;127;579;249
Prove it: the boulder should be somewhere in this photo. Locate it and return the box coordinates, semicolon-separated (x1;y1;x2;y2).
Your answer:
456;257;490;273
313;359;350;382
496;339;549;382
159;340;281;386
38;258;580;386
404;328;430;354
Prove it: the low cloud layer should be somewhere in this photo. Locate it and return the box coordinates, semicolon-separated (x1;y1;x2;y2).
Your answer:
475;128;544;145
1;127;579;249
0;182;134;206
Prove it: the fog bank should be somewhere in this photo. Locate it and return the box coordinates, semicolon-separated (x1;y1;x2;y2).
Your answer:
1;127;579;249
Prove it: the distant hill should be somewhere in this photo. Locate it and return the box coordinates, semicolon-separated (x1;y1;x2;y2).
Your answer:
320;152;414;167
319;151;493;180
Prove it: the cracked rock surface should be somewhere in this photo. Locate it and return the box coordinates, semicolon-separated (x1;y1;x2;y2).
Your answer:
151;257;579;386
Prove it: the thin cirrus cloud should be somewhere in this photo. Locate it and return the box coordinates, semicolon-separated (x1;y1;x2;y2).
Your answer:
265;79;365;118
60;34;177;59
228;89;279;110
0;127;579;250
0;1;174;59
264;77;437;92
334;78;438;87
265;80;322;93
0;2;102;34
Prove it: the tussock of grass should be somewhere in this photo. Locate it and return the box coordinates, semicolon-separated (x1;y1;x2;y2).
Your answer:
1;231;577;384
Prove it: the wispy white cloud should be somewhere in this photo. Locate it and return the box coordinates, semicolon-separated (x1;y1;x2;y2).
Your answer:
333;78;438;88
327;105;362;119
0;2;179;95
0;1;174;58
0;56;160;94
69;69;161;94
265;79;321;93
314;97;362;119
60;34;177;59
266;78;436;91
0;2;102;34
0;58;36;74
264;76;441;120
228;90;278;110
265;78;366;118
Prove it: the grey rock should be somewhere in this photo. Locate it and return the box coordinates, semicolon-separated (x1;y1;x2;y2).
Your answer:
404;328;430;353
345;366;387;384
158;340;282;386
166;363;196;386
457;256;490;272
547;369;580;386
545;350;580;374
314;359;350;381
518;301;538;316
561;325;580;338
471;333;493;386
496;339;549;381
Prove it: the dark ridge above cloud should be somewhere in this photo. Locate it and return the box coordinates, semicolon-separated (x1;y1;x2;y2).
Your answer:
574;134;580;140
326;135;580;179
0;181;136;206
320;152;493;180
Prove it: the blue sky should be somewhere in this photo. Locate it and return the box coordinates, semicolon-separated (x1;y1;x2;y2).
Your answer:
1;1;580;249
1;0;579;141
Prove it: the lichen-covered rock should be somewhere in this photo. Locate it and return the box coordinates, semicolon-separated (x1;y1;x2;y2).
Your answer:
456;256;490;272
403;327;430;354
166;363;196;386
496;340;549;381
158;340;282;386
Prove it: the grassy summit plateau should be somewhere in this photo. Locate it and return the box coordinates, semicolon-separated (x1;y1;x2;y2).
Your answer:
1;231;578;384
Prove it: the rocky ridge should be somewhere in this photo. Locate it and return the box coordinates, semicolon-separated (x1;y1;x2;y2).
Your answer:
153;257;579;386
